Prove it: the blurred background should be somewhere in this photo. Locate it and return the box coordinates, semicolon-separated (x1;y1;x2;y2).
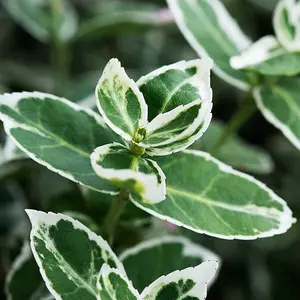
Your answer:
0;0;299;299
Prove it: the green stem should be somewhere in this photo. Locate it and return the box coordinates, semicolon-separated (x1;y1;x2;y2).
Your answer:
50;0;70;96
103;191;128;245
211;93;257;154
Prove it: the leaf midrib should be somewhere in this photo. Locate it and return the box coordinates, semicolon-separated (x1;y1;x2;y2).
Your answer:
13;107;91;158
166;186;281;219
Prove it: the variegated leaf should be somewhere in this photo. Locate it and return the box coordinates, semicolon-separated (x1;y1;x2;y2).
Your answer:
137;59;212;120
231;35;300;76
96;58;148;142
120;235;220;292
253;77;300;151
26;210;125;300
273;0;300;51
90;143;166;203
5;242;53;300
139;100;203;148
167;0;253;91
97;264;141;300
0;92;120;194
140;261;218;300
131;151;295;239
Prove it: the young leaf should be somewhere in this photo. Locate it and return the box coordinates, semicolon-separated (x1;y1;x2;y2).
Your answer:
96;58;148;142
97;264;141;300
140;261;218;300
26;210;126;300
230;35;300;76
137;59;212;121
5;242;53;300
253;77;300;151
119;235;220;292
140;100;205;148
90;143;166;203
167;0;253;91
131;151;295;240
0;92;120;194
193;120;274;174
146;116;212;156
273;0;300;51
3;0;78;43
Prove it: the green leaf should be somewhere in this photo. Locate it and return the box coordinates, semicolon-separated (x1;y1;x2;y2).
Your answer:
140;261;218;300
90;143;166;203
3;0;78;43
167;0;253;91
97;264;141;300
273;0;300;51
136;59;213;155
131;151;294;239
193;120;274;174
0;92;120;194
26;210;125;300
140;100;203;147
5;243;53;300
120;235;220;292
76;5;173;40
137;59;212;120
253;77;300;151
96;58;148;142
230;35;300;76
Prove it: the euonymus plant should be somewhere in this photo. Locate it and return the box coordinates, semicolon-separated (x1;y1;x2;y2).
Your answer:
167;0;300;151
1;0;298;298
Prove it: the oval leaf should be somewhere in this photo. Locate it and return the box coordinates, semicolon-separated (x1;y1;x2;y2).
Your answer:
131;151;295;239
0;92;120;193
26;210;126;300
273;0;300;51
140;261;218;300
91;143;166;203
97;264;141;300
193;120;274;174
231;35;300;76
96;58;148;142
253;77;300;151
3;0;78;42
119;235;220;292
167;0;253;91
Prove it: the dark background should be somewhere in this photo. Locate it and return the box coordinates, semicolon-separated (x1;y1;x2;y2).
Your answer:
0;0;299;299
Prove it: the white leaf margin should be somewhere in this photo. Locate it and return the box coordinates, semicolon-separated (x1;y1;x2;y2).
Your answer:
137;58;213;92
119;235;221;286
140;261;218;299
253;87;300;151
140;100;209;148
97;264;141;300
25;210;126;300
5;242;31;300
0;91;118;195
146;111;212;156
230;35;283;70
90;143;166;203
95;58;148;142
130;150;296;240
273;0;300;51
166;0;252;91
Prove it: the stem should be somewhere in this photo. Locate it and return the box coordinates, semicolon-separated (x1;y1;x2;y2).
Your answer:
103;191;128;245
211;93;257;154
50;0;69;96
